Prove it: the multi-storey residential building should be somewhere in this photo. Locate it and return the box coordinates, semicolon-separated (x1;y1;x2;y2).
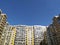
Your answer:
34;25;46;45
1;22;10;45
0;9;48;45
47;15;60;45
3;22;11;45
0;21;16;45
40;30;48;45
14;25;26;45
0;9;7;45
14;25;46;45
25;26;34;45
14;25;34;45
9;26;16;45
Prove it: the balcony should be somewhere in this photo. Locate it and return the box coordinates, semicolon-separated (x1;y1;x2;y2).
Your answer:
0;23;5;27
1;21;6;25
1;15;7;19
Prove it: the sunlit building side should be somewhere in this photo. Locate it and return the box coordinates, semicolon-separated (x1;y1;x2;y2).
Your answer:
14;25;26;45
2;24;16;45
2;22;12;45
0;9;7;45
9;26;16;45
14;25;34;45
14;25;46;45
25;26;34;45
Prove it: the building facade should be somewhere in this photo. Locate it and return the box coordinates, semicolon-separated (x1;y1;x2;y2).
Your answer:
0;9;48;45
14;25;34;45
47;15;60;45
0;10;16;45
34;25;47;45
9;26;16;45
3;22;11;45
0;21;16;45
25;26;34;45
14;25;26;45
0;9;7;45
14;25;46;45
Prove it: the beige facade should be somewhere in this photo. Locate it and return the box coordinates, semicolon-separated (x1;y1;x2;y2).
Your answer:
3;25;16;45
9;26;16;45
25;26;34;45
14;25;34;45
0;10;7;45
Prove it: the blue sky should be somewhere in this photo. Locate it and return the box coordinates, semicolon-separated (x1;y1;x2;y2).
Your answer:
0;0;60;26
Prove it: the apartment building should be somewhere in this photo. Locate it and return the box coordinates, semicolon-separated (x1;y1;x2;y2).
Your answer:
47;15;60;45
14;25;34;45
3;25;16;45
0;9;47;45
9;26;16;45
14;25;46;45
25;26;34;45
34;25;46;45
14;25;26;45
0;9;7;45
